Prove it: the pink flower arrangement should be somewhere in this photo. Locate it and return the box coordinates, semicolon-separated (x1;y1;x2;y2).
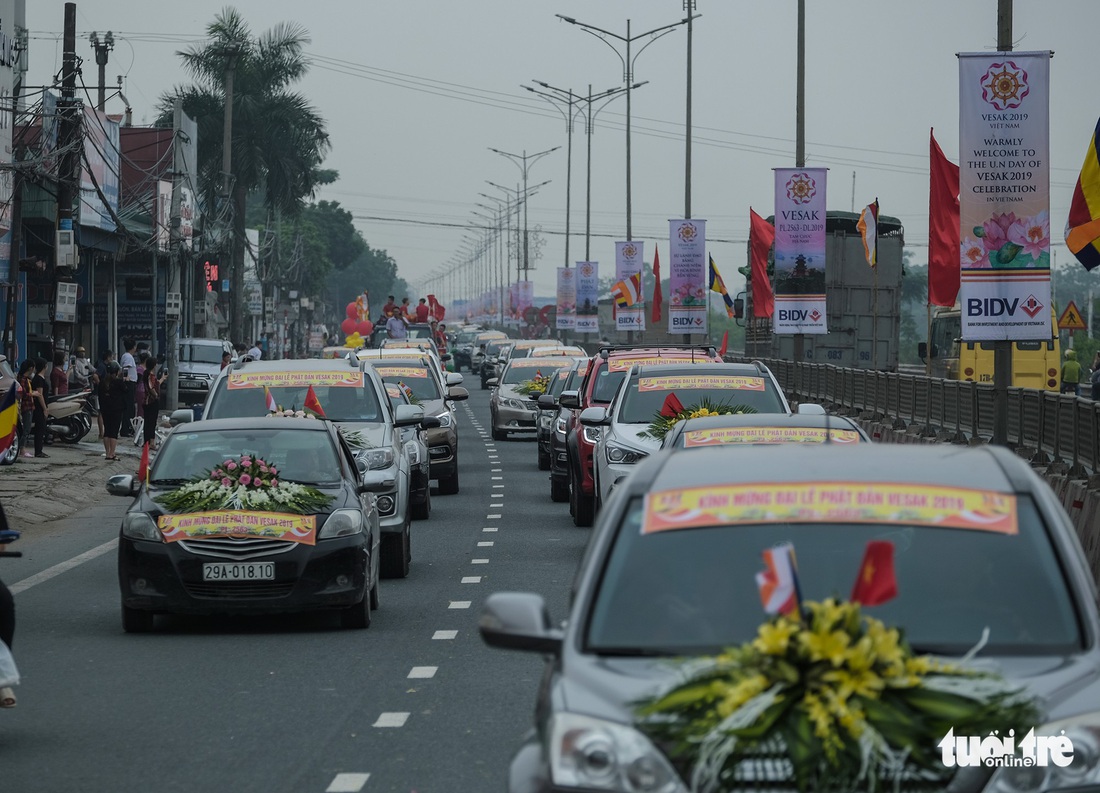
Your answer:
207;454;282;493
239;474;252;486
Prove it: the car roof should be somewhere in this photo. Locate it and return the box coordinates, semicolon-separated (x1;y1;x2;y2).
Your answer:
223;358;363;373
670;413;862;431
631;362;767;376
639;444;1023;494
606;346;717;359
173;416;333;433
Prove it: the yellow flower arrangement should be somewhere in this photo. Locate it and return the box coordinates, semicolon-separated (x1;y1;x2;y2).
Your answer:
637;599;1037;792
640;399;759;441
515;374;552;397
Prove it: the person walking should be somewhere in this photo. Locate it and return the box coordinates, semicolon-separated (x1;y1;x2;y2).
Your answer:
142;361;167;449
1060;349;1082;396
16;361;34;459
99;361;125;460
119;339;137;436
30;358;49;458
94;351;113;440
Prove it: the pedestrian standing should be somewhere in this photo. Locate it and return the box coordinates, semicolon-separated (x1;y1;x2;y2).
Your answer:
248;340;263;360
95;351;113;440
415;298;430;323
142;363;166;449
386;308;409;339
220;351;232;370
400;297;412;319
30;358;49;458
49;350;68;397
381;295;396;319
16;361;33;459
1060;349;1082;396
99;361;125;460
1092;352;1100;401
119;338;137;436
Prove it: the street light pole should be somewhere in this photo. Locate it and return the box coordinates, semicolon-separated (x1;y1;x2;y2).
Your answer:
489;146;559;281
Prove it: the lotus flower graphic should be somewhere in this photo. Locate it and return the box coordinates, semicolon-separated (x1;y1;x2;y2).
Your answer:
622;243;637;258
981;61;1029;110
678;223;697;242
580;263;594;277
785;173;817;204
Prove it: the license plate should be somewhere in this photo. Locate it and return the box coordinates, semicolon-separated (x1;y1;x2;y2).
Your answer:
202;562;275;581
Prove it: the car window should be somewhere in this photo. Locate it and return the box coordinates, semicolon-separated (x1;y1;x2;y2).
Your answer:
617;373;785;422
152;429;343;486
206;380;384;423
373;365;441;401
501;360;572;385
591;370;627;404
586;496;1081;656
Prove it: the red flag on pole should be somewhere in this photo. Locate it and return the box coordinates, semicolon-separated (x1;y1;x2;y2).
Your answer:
749;209;775;318
651;248;663;324
136;441;150;484
304;385;326;418
718;330;729;357
850;540;899;606
929;129;961;307
660;393;684;418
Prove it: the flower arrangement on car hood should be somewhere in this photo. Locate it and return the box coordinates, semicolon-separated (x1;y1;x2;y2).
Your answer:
155;454;332;515
639;395;758;442
636;598;1037;793
515;373;552;397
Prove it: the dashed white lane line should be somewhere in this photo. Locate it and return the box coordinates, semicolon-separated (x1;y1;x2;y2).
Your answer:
478;541;494;547
10;538;118;594
373;712;410;728
491;476;503;480
461;576;482;584
408;666;438;679
472;558;490;564
492;485;504;489
326;773;370;792
433;630;458;640
488;455;499;460
490;501;504;506
449;600;472;609
491;468;502;472
487;513;502;519
482;527;498;532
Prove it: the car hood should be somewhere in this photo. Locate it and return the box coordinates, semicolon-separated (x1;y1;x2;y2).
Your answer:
419;398;448;416
556;649;1100;728
496;385;528;401
334;422;389;448
610;422;661;452
179;362;221;376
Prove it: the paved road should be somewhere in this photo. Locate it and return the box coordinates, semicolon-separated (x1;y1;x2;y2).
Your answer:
0;387;588;793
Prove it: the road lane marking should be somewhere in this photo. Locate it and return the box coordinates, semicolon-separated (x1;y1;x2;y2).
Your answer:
492;485;504;489
472;559;489;564
482;527;498;532
491;468;502;472
449;601;472;609
326;773;370;792
373;712;410;728
488;455;498;460
490;503;503;507
487;513;501;519
461;576;482;584
408;666;438;679
10;538;119;595
433;630;458;640
491;476;503;480
478;541;494;547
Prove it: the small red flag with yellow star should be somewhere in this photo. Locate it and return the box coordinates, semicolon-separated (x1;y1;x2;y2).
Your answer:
850;540;897;606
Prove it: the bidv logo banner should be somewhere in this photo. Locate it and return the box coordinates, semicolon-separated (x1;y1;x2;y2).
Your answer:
774;168;828;335
615;241;646;332
958;52;1053;341
667;220;708;335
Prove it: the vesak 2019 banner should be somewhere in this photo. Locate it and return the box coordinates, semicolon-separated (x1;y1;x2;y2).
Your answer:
773;168;827;334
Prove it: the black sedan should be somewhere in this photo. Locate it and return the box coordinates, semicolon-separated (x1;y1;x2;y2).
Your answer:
107;417;385;633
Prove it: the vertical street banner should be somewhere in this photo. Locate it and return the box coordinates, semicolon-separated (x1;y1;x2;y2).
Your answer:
959;52;1052;340
773;168;828;334
517;280;534;319
614;241;646;332
556;267;576;330
575;261;600;334
667;219;707;334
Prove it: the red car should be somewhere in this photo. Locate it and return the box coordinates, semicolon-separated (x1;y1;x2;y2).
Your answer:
563;345;722;526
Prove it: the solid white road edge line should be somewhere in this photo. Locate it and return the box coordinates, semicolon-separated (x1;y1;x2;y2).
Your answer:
10;538;119;595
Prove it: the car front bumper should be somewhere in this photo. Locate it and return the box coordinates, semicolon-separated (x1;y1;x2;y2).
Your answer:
494;402;538;433
426;426;458;478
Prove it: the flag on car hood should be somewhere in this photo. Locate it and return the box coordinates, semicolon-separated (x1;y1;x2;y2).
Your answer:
756;542;801;617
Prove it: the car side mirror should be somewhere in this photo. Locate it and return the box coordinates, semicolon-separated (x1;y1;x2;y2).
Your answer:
558;391;580;410
106;474;139;497
447;386;469;401
486;378;498;388
170;408;194;425
579;406;610;426
479;592;563;655
446;372;464;386
796;403;826;415
420;416;442;429
359;470;396;493
537;394;557;410
394;404;425;427
917;342;928;361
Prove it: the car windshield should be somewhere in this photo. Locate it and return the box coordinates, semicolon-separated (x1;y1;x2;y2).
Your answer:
372;366;441;401
671;423;867;447
207;381;384;423
407;326;433;339
151;428;343;487
591;369;627;404
180;344;224;364
547;367;575;398
485;341;507;357
587;496;1081;657
617;373;785;422
502;360;571;385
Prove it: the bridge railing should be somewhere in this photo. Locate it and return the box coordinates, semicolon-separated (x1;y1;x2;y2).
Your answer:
734;357;1100;475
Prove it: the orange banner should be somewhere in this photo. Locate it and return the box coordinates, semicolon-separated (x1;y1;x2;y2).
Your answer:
158;511;317;545
228;371;364;390
682;427;863;446
607;355;719;372
638;375;766;392
509;359;572;369
375;367;428;378
384;340;434;350
642;482;1018;535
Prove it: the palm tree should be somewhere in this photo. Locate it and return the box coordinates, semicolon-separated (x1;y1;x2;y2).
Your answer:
160;7;330;342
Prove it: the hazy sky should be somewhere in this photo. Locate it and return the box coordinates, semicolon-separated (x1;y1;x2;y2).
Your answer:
24;1;1099;302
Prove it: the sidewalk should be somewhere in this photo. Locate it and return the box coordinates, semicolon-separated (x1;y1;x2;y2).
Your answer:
0;435;145;526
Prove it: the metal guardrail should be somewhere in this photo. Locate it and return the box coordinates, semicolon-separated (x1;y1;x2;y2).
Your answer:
735;357;1100;475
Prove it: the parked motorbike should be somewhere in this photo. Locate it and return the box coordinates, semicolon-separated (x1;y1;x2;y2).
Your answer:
45;390;92;444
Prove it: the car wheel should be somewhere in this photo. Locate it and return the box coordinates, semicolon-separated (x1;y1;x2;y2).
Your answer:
340;594;372;629
369;577;380;610
492;427;507;441
411;488;431;520
538;449;551;470
481;376;489;390
0;429;22;466
568;469;577;516
380;520;411;579
438;466;459;495
122;605;155;633
551;476;569;503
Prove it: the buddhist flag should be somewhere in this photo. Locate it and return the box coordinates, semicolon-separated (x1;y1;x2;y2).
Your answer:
611;272;643;308
651;248;663;323
756;542;801;617
850;540;898;606
1065;117;1100;271
136;441;150;485
749;209;775;319
708;255;736;318
929;129;961;306
304;385;326;418
857;199;879;267
0;383;18;458
264;386;277;413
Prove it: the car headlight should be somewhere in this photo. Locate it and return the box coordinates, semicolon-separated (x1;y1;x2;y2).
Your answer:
607;443;646;465
548;712;686;792
435;413;453;428
319;509;364;539
376;494;396;515
539;414;553;430
122;512;162;542
404;440;422;465
504;398;526;410
583;426;602;444
360;447;395;470
984;714;1100;793
554;415;568;437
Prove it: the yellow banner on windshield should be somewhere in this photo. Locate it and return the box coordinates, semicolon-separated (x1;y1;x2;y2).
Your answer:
607;355;719;372
638;375;765;392
376;367;428;378
158;511;317;545
642;482;1018;535
384;340;434;349
228;370;364;390
509;358;572;369
682;427;863;446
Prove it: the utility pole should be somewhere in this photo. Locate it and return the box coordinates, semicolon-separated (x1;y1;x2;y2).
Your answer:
166;99;185;410
991;0;1013;447
4;25;25;362
88;31;114;111
792;0;806;367
489;146;558;281
683;2;698;344
220;47;240;342
53;2;80;356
